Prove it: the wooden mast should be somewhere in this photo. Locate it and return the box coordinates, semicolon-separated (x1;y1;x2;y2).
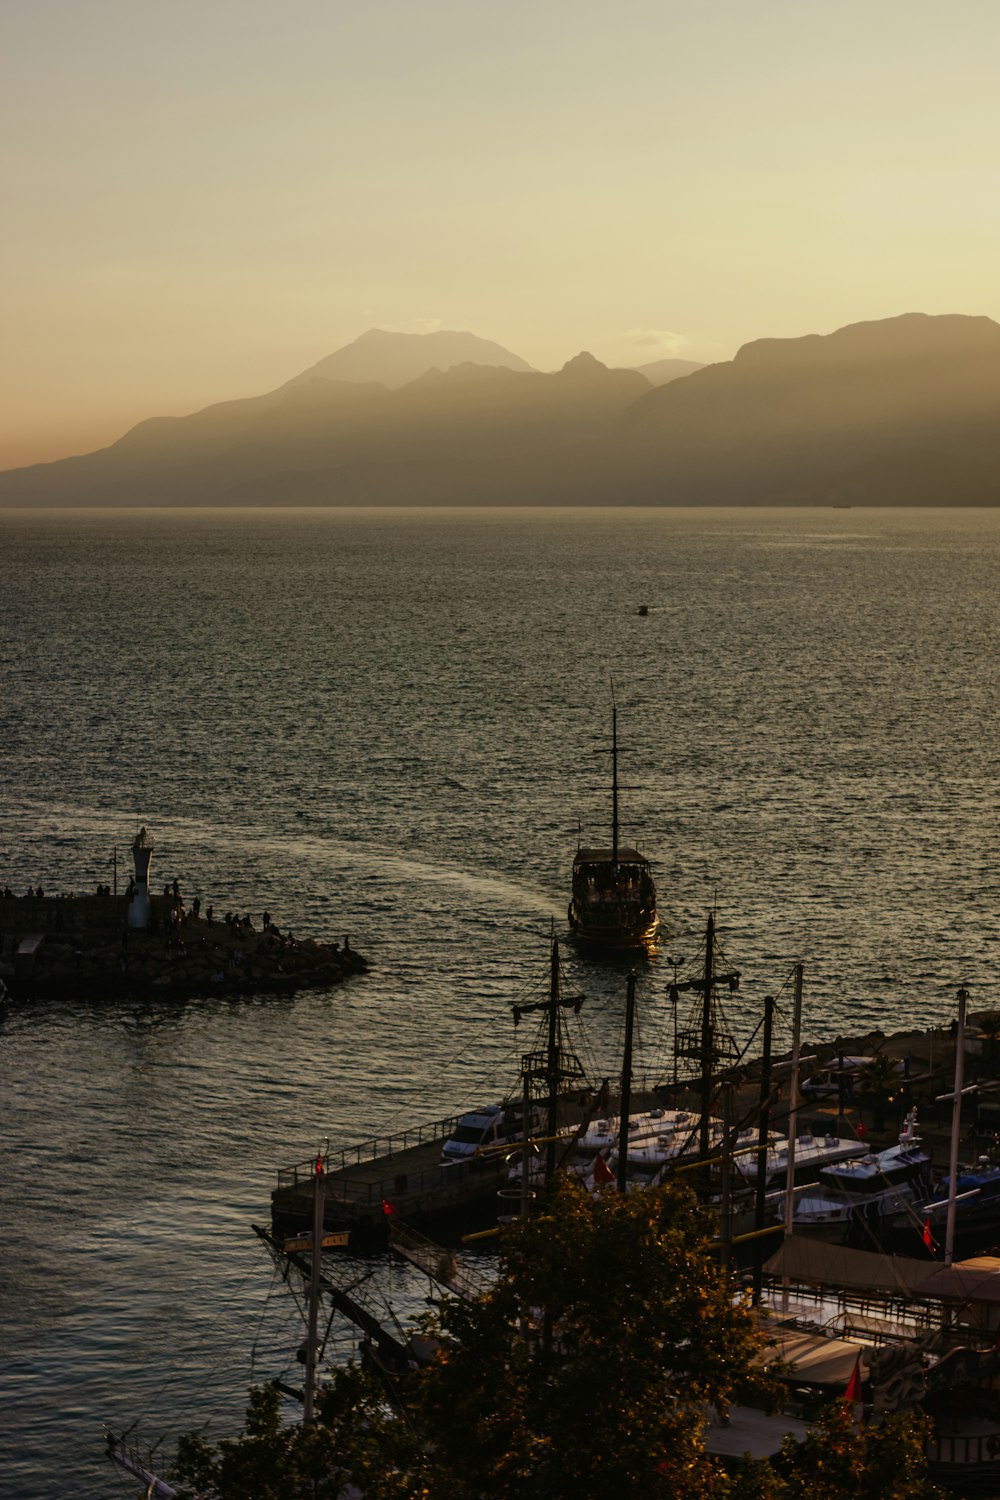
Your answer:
945;986;969;1267
545;937;561;1184
751;994;775;1304
616;972;637;1193
781;963;803;1314
303;1149;325;1423
610;702;620;863
699;913;716;1158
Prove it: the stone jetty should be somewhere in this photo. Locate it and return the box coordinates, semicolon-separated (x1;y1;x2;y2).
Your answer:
0;891;366;1000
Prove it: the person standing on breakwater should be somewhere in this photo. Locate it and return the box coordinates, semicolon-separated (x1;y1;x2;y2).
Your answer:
192;897;200;919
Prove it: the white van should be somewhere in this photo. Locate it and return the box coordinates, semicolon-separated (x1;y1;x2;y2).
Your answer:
441;1104;538;1165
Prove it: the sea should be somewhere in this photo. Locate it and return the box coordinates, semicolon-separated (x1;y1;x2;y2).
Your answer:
1;505;998;1496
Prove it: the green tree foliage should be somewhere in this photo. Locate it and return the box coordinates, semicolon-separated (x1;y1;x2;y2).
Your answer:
174;1369;421;1499
772;1402;943;1500
173;1178;943;1500
413;1176;770;1499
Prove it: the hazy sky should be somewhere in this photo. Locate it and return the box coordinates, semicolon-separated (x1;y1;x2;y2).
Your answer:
4;0;1000;468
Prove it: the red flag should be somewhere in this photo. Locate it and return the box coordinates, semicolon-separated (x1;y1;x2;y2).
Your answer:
923;1218;933;1249
592;1153;615;1187
381;1197;398;1216
844;1354;863;1406
315;1152;324;1176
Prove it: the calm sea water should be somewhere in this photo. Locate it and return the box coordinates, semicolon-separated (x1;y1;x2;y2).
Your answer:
1;506;998;1495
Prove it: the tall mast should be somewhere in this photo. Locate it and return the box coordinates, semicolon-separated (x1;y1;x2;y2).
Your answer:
514;937;587;1189
303;1149;325;1423
545;938;561;1183
699;913;716;1158
751;994;775;1305
781;963;803;1314
611;702;619;863
616;972;637;1193
945;986;969;1267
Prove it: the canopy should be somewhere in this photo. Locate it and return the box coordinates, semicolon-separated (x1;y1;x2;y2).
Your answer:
757;1321;867;1388
914;1256;1000;1305
763;1235;932;1297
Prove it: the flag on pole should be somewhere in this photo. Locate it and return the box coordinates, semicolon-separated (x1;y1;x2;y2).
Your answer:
592;1153;615;1187
844;1353;864;1430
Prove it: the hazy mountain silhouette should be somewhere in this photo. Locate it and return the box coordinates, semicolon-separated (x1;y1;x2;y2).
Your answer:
3;314;1000;506
623;313;1000;504
629;356;704;385
0;343;645;506
285;327;534;388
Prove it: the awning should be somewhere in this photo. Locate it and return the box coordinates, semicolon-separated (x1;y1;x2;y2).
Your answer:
914;1256;1000;1305
763;1235;932;1296
758;1321;867;1387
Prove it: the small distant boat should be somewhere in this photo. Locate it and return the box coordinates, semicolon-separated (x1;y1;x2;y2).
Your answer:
568;704;659;952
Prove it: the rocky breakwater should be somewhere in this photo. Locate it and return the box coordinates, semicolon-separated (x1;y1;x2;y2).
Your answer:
0;894;366;1000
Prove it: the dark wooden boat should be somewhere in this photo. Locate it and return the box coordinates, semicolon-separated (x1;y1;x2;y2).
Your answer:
567;705;658;952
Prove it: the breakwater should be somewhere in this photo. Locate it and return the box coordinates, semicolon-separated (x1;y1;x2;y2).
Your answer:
0;892;365;999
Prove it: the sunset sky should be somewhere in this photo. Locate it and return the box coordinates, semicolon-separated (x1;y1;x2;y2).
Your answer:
4;0;1000;469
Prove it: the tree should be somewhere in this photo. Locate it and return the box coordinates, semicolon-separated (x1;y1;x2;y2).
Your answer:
773;1401;943;1500
859;1052;900;1132
174;1369;421;1499
173;1178;942;1499
977;1011;1000;1076
412;1176;771;1499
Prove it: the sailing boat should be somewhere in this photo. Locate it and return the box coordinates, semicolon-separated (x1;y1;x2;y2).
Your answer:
567;703;659;952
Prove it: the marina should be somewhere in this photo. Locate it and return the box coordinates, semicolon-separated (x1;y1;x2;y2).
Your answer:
3;505;999;1499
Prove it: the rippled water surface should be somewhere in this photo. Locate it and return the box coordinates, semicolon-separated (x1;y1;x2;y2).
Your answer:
1;506;998;1495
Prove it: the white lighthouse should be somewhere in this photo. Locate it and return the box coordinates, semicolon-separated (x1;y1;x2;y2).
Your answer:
127;826;154;929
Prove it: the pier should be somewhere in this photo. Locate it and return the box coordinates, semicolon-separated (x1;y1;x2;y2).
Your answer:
0;892;365;1000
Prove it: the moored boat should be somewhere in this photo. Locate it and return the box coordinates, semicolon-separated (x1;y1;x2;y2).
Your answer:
792;1110;933;1243
568;703;658;952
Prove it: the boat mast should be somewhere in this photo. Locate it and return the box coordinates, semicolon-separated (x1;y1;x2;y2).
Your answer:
671;912;740;1160
303;1150;325;1424
751;994;775;1304
944;986;969;1267
611;702;619;863
616;972;637;1193
781;963;803;1315
698;914;716;1158
545;938;561;1183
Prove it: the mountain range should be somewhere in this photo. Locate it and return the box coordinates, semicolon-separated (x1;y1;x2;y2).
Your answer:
3;315;1000;506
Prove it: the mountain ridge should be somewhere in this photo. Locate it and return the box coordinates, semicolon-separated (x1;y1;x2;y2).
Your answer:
3;314;1000;506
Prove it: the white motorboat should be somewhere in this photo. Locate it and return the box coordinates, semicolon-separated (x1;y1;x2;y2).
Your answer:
793;1110;933;1242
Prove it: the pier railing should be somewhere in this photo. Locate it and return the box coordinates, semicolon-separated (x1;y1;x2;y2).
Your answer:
275;1082;693;1210
276;1111;471;1191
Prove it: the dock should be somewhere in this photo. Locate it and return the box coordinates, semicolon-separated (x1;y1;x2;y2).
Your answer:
271;1087;675;1248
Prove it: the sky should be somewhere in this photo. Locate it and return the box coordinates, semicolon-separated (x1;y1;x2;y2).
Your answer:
4;0;1000;468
